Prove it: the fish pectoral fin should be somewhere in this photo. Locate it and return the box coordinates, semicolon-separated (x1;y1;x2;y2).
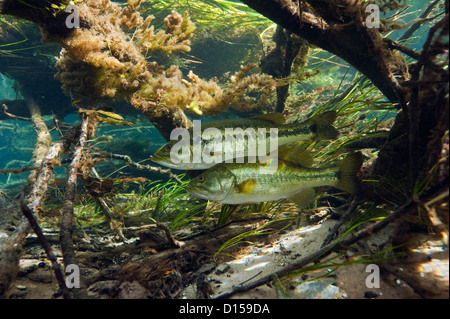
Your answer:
308;111;339;140
251;113;285;124
316;124;339;140
278;144;314;167
236;179;257;194
287;188;315;207
308;110;336;126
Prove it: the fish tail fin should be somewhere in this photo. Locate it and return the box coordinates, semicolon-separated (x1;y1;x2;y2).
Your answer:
309;111;339;140
334;152;364;196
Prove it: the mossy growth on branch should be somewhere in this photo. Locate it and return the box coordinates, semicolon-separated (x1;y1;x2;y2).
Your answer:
48;0;276;117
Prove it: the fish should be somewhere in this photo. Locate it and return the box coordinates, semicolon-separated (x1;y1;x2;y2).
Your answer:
150;111;339;170
185;146;363;206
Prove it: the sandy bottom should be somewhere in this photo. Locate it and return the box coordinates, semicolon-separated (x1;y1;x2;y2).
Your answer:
7;218;449;299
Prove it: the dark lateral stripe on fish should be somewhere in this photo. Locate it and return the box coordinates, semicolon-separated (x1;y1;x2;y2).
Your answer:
278;125;316;138
283;167;339;183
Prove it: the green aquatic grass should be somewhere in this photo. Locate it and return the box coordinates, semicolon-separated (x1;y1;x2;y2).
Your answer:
125;176;208;230
214;200;283;226
0;18;31;57
74;199;104;226
141;0;272;35
282;243;408;283
294;73;396;166
217;204;239;226
71;175;208;230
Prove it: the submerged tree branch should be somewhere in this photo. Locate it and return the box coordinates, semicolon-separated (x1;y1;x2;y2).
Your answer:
0;166;36;175
94;152;183;184
397;0;442;42
241;0;408;104
60;114;90;269
0;100;61;298
25;97;52;188
26;142;64;213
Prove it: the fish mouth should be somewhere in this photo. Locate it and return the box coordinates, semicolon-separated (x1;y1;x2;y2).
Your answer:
149;154;162;162
186;184;230;202
151;153;198;170
150;154;176;168
149;154;163;164
185;185;211;200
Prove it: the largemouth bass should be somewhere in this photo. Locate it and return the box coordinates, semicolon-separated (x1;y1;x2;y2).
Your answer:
186;146;363;206
151;111;339;170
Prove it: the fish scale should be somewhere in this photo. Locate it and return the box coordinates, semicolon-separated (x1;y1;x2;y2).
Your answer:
233;162;339;188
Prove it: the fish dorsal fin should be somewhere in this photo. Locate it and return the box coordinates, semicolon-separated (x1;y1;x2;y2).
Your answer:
308;110;337;126
236;179;257;194
278;144;314;167
287;188;315;207
251;113;285;124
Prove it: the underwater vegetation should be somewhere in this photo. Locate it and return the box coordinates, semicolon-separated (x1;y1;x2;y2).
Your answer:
0;0;448;299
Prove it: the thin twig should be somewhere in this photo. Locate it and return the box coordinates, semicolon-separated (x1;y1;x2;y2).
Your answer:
238;271;263;286
378;264;429;298
155;221;184;248
51;112;64;138
1;103;31;121
93;152;183;184
0;166;36;175
385;39;421;60
387;37;446;76
397;0;442;42
321;197;359;247
215;202;408;299
83;168;113;223
20;200;71;299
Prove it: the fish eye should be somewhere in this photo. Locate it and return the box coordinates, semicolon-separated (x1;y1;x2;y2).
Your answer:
165;144;172;151
198;176;205;183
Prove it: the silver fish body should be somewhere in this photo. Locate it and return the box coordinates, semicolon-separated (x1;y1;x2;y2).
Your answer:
151;111;338;170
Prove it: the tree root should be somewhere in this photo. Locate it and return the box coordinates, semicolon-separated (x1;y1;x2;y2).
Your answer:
242;0;408;103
